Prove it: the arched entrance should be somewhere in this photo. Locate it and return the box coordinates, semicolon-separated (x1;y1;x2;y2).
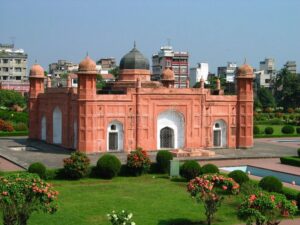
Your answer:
213;120;227;148
53;107;62;144
41;116;46;141
157;110;185;149
107;121;123;151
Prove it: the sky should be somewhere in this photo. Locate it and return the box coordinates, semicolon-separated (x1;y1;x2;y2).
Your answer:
1;0;299;73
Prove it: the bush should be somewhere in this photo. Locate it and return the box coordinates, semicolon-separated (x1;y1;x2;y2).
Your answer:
28;162;46;179
201;163;219;174
0;119;14;132
264;127;274;135
228;170;249;185
180;160;201;180
13;122;28;131
96;154;121;179
253;126;260;135
156;150;173;174
126;148;151;176
296;192;300;209
259;176;283;193
298;148;300;157
63;151;90;179
280;156;300;167
296;127;300;134
281;125;295;134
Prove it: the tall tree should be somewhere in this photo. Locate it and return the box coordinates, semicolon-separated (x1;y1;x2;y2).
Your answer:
257;87;276;109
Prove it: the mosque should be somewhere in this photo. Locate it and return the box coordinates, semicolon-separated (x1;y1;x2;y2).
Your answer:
28;45;254;153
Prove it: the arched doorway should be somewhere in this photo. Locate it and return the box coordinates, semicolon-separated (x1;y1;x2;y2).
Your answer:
41;116;46;141
157;110;185;149
213;120;227;148
107;121;123;151
53;107;62;144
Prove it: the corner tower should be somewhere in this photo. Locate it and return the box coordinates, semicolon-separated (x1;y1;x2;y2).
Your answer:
77;56;98;152
236;64;254;148
28;64;45;139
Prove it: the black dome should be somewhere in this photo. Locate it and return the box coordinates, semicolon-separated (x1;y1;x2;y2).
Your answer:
120;45;149;70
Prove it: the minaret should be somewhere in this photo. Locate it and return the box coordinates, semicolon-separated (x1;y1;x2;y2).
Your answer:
77;56;98;153
28;64;45;139
236;64;254;148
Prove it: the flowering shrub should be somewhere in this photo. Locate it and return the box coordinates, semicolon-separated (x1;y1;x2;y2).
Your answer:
126;148;151;176
107;210;135;225
187;175;240;225
0;173;58;225
0;119;14;132
238;192;297;225
63;151;90;179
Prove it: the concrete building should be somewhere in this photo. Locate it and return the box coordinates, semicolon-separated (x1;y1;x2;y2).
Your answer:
258;58;276;88
28;45;254;153
217;62;237;83
96;57;116;70
48;60;79;77
189;63;209;87
259;58;276;74
0;44;27;81
254;70;272;88
284;61;297;74
152;46;189;88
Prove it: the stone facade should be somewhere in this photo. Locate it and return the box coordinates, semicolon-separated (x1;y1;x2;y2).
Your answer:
29;46;254;153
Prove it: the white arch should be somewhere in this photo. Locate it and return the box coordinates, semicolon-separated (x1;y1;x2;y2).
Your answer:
53;107;62;144
107;121;124;151
73;120;77;149
213;120;227;148
157;110;185;149
41;116;46;141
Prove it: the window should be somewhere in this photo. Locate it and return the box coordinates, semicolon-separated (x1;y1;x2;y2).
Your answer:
15;59;21;64
3;67;9;72
15;67;22;72
160;127;174;148
3;59;8;64
111;125;116;130
16;76;21;80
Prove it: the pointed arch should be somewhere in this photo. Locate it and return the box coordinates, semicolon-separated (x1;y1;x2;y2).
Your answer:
107;120;124;151
212;119;227;148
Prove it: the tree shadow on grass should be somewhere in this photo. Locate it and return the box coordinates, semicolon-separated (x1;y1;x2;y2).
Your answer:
158;218;206;225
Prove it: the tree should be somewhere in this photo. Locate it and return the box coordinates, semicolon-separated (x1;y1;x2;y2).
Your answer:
0;90;26;108
0;173;58;225
256;87;276;109
96;74;106;89
109;66;120;80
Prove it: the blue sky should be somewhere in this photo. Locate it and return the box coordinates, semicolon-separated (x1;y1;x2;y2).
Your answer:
1;0;299;73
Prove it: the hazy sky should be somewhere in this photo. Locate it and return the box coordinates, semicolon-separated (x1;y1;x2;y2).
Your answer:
1;0;299;73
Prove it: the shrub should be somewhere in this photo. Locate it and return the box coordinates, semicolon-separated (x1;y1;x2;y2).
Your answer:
287;108;294;113
180;160;201;180
296;192;300;209
280;156;300;167
298;148;300;157
0;119;14;132
201;163;219;174
107;210;135;225
228;170;249;185
253;126;260;135
275;112;283;118
264;127;274;135
296;127;300;134
28;162;46;179
63;151;90;179
281;125;295;134
156;150;173;174
96;154;121;179
126;147;151;176
13;122;28;131
259;176;283;193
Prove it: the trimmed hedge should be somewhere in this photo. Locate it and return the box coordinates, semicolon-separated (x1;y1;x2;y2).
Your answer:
280;156;300;167
259;176;283;193
156;150;173;174
253;126;260;135
180;160;201;180
201;163;219;174
228;170;249;185
296;127;300;134
298;148;300;157
96;154;121;179
264;127;274;135
281;125;295;134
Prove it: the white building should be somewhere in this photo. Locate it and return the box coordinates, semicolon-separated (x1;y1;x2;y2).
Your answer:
189;63;209;87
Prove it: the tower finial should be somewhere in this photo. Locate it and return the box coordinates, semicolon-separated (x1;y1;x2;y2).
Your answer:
244;57;247;64
133;40;136;48
86;51;89;57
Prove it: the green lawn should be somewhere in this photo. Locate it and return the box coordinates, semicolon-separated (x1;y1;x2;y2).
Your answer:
255;125;299;137
12;175;242;225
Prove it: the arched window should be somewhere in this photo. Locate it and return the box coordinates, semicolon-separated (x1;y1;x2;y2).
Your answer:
160;127;174;148
53;107;62;144
107;121;123;151
213;120;227;148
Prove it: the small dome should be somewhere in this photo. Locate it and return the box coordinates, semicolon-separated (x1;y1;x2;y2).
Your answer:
120;44;149;70
237;64;253;76
78;56;96;72
162;67;174;80
30;64;44;78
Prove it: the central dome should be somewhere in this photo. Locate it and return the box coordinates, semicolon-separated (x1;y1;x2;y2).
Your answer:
119;44;149;70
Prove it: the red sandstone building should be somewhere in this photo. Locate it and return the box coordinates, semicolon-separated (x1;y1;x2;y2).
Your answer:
28;45;254;153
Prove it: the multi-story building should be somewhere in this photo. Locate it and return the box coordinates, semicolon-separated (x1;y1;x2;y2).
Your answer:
284;61;297;74
0;44;27;81
48;60;79;77
217;62;237;83
258;58;276;88
189;63;209;87
259;58;276;74
152;46;189;88
96;57;116;70
254;70;272;88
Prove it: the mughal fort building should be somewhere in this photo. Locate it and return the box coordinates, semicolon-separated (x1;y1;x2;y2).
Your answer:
28;45;254;153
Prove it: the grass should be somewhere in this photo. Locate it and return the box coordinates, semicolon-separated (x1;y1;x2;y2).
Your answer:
2;175;243;225
255;125;300;138
0;130;28;137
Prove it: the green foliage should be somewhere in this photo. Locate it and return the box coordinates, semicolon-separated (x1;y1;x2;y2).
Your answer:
63;151;90;179
180;160;201;180
253;125;260;135
240;180;262;196
0;109;28;124
126;148;151;176
28;162;46;179
296;127;300;134
281;125;295;134
96;74;106;89
256;87;276;109
156;150;173;174
96;154;121;179
259;176;283;193
280;156;300;167
0;173;58;225
264;127;274;135
107;210;135;225
201;164;219;174
228;170;249;185
13;122;28;131
0;89;26;108
109;66;120;79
